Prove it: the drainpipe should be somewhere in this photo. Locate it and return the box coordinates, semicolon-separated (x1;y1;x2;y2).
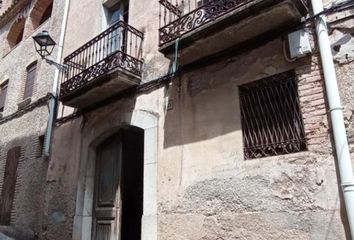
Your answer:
43;0;70;157
311;0;354;237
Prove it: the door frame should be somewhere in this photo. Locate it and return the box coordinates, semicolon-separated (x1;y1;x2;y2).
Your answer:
72;110;158;240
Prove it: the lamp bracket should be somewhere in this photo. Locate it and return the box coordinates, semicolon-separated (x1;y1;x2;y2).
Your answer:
44;58;68;73
43;58;85;77
65;60;86;71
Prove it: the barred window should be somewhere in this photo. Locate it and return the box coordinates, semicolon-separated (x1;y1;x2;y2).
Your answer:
239;71;307;159
0;81;8;112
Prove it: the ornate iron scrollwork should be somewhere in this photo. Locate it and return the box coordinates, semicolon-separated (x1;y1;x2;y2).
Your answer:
60;21;144;98
159;0;252;46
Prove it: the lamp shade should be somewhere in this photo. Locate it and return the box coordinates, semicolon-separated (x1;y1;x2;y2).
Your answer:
33;31;56;58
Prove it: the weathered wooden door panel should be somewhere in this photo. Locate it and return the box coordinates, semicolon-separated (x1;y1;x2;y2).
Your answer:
93;128;144;240
95;220;115;240
93;133;122;240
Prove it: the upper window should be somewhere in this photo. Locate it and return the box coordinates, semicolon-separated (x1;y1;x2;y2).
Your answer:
239;71;307;159
107;3;121;25
0;81;8;112
104;0;129;26
7;17;25;49
24;62;37;99
29;0;53;30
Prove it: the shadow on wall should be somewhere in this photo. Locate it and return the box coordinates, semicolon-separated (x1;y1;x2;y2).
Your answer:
162;38;315;149
0;134;47;240
163;74;241;149
0;225;38;240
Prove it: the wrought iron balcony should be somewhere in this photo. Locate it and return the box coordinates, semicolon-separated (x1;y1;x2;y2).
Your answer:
159;0;307;64
60;21;144;108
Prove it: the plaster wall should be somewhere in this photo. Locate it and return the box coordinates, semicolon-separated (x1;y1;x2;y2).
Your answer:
157;39;347;240
62;0;102;58
40;0;354;240
48;38;348;240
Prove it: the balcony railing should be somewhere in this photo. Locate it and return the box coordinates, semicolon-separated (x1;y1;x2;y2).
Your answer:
60;21;144;98
159;0;255;46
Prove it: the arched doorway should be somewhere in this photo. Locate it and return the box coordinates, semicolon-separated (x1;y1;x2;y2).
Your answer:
92;127;144;240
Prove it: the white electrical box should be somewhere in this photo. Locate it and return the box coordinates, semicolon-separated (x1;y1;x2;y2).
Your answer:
288;29;312;59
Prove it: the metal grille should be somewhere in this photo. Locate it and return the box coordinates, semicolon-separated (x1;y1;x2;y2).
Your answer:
60;21;144;98
158;0;253;46
239;71;307;159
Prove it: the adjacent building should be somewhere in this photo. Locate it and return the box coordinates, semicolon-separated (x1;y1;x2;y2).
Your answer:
0;0;354;239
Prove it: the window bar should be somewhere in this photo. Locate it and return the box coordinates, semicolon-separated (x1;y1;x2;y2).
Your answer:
83;46;87;70
129;31;132;56
99;36;103;62
95;40;99;64
118;28;122;54
72;55;77;77
103;33;107;59
79;52;83;73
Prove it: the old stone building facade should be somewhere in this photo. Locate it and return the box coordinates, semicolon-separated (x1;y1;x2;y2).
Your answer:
0;0;354;239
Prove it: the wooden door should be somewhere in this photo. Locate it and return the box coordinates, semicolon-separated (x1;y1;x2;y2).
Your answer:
92;128;144;240
93;133;122;240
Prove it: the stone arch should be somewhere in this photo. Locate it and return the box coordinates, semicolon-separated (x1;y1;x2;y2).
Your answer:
6;16;26;50
28;0;53;33
72;109;158;240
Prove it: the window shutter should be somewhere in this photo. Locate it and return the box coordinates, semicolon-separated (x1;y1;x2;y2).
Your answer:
0;83;8;112
0;146;21;225
24;63;37;99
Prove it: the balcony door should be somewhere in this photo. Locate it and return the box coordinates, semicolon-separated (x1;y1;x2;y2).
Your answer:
92;127;144;240
104;0;129;55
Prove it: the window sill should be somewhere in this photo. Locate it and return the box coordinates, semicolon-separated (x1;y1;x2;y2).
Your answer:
17;97;32;110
